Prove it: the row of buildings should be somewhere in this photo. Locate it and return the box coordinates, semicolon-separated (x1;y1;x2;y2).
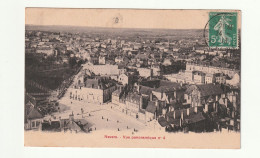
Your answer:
164;62;240;87
68;62;240;132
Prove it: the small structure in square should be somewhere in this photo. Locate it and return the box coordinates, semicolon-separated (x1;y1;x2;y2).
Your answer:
24;101;44;130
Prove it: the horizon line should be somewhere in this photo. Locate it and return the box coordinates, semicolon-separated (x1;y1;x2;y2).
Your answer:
25;24;208;31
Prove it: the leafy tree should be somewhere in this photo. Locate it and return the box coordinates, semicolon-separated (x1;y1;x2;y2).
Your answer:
69;57;77;68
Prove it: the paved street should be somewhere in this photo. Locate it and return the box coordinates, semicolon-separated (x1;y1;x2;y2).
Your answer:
43;67;156;133
46;85;155;133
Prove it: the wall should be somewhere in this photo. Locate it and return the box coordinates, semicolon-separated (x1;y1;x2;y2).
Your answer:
84;64;119;76
70;87;104;104
126;101;140;115
137;68;152;78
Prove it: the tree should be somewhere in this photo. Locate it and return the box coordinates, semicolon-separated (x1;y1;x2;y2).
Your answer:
77;59;84;67
69;57;77;68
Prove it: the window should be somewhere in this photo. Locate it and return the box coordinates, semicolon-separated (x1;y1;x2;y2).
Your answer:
36;121;40;127
32;121;35;128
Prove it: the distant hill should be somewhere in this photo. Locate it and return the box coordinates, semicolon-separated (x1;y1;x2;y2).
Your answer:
25;25;204;36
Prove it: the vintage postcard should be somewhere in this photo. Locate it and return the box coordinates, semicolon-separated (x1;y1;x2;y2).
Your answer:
24;8;241;148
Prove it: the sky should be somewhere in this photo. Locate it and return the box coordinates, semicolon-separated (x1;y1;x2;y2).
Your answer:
25;8;241;29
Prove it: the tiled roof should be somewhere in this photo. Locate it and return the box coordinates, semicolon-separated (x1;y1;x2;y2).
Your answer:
154;81;182;93
167;100;181;109
85;78;115;90
140;80;160;88
27;108;43;120
112;89;121;96
185;84;223;97
158;117;170;127
197;84;223;97
65;120;81;131
126;93;141;103
184;112;206;124
168;118;181;126
145;101;158;113
139;86;154;95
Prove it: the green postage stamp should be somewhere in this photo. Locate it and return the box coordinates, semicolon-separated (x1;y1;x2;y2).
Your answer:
208;12;238;48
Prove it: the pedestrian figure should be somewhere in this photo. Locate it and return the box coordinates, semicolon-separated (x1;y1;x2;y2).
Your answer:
127;126;128;129
107;118;108;121
71;101;72;104
81;108;84;114
95;127;96;130
118;128;120;131
117;120;119;123
102;116;103;119
89;113;91;116
111;106;112;109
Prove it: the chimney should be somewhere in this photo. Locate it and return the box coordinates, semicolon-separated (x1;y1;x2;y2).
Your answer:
232;111;235;118
225;98;228;108
155;100;159;107
69;112;74;121
162;108;166;116
120;86;123;92
233;95;237;104
205;104;208;113
140;96;143;109
137;85;140;93
233;101;237;111
194;106;198;113
187;108;190;116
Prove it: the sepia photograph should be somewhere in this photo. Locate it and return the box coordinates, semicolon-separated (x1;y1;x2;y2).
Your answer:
23;8;241;148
